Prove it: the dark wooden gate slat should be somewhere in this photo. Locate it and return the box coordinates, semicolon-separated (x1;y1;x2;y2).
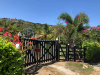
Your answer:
68;45;69;61
47;43;50;61
84;46;86;62
66;44;67;60
46;43;47;62
36;52;38;64
36;41;38;64
74;46;76;61
54;41;55;60
29;40;31;63
39;42;41;64
44;42;45;62
42;42;43;63
34;41;36;64
39;41;42;63
52;43;53;61
32;41;33;63
28;50;30;66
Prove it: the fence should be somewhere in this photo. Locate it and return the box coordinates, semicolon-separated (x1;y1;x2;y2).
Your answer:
57;43;86;62
19;37;86;75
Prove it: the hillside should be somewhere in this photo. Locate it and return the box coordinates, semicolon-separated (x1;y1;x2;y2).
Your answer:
0;18;55;33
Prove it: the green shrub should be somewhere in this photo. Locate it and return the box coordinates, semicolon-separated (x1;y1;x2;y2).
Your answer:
0;38;25;75
82;41;100;62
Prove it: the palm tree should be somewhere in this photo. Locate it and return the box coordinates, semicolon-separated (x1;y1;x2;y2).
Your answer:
58;12;89;44
43;24;52;40
55;21;64;42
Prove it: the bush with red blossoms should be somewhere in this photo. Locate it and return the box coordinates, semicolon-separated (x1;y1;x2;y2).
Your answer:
0;26;23;50
82;26;100;42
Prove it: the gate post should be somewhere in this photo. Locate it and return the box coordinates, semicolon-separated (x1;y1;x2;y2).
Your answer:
84;45;86;62
56;40;59;61
19;36;21;42
66;44;68;61
36;40;39;64
74;45;76;62
68;44;69;61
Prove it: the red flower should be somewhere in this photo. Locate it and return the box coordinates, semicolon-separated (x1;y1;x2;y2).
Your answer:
13;39;16;41
8;33;11;37
95;43;97;44
86;32;89;33
1;27;5;29
62;30;65;33
2;36;4;38
12;42;15;46
35;48;41;52
66;37;68;38
3;32;8;36
52;31;54;33
31;37;35;40
7;27;10;29
83;30;87;32
29;42;33;44
22;49;23;51
65;22;68;23
71;46;74;48
0;29;2;32
16;42;22;46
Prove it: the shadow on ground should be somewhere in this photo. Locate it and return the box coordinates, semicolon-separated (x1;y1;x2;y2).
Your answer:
22;57;86;75
23;60;58;75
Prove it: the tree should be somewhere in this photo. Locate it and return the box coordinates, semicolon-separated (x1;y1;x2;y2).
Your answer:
43;24;52;40
97;25;100;27
58;12;90;44
55;21;64;42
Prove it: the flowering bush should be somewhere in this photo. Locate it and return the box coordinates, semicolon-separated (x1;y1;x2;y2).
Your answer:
82;26;100;42
0;26;23;49
0;37;25;75
0;26;28;74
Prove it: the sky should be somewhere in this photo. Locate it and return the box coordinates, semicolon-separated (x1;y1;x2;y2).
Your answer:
0;0;100;27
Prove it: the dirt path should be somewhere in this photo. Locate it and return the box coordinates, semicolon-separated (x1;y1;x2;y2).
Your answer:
24;61;100;75
48;65;78;75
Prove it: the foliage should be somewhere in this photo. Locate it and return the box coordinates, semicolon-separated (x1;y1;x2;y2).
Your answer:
82;27;100;43
58;13;73;24
43;24;52;40
58;12;90;44
0;38;25;75
82;41;100;62
0;18;55;35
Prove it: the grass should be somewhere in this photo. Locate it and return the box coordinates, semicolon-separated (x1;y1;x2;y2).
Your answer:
60;44;68;58
65;62;94;75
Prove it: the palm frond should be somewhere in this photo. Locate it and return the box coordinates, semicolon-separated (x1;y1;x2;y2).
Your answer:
73;12;89;27
58;13;73;24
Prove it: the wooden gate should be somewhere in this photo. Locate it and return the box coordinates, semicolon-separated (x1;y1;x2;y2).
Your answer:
58;43;86;62
59;43;68;60
22;38;56;67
